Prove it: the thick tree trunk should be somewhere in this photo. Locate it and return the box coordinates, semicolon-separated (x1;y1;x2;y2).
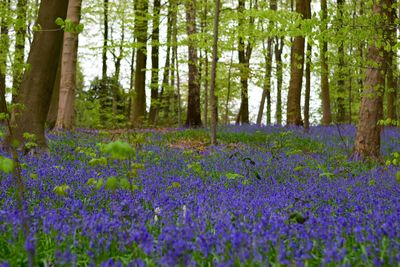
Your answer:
336;0;346;123
0;0;10;115
131;0;149;126
320;0;332;125
287;0;306;126
55;0;82;130
149;0;160;125
10;0;68;151
11;0;27;103
185;0;202;127
354;0;389;160
210;0;220;144
275;37;284;125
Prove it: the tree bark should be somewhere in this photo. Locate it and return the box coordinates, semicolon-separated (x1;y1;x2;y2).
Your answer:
336;0;346;123
320;0;332;125
275;37;284;125
131;0;149;126
304;0;312;131
55;0;82;130
286;0;306;126
0;0;10;115
46;57;62;129
10;0;68;151
149;0;160;125
11;0;27;103
386;0;397;124
185;0;202;127
354;0;389;160
236;0;253;125
210;0;220;144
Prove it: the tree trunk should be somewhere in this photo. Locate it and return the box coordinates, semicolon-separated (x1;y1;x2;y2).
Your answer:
0;0;10;115
185;0;202;127
354;0;390;160
275;37;284;125
320;0;332;125
131;0;149;126
99;0;109;123
386;0;397;124
55;0;82;130
10;0;68;151
287;0;306;126
46;57;62;129
304;43;312;131
210;0;220;144
236;0;253;125
256;38;273;125
336;0;346;123
304;0;312;131
225;50;234;125
11;0;27;103
149;0;160;125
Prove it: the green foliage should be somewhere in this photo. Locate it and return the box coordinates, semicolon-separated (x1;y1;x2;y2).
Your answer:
0;156;14;174
53;184;70;197
101;141;134;160
55;17;84;34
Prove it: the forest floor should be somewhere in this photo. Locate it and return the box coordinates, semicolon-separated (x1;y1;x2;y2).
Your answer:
1;125;400;266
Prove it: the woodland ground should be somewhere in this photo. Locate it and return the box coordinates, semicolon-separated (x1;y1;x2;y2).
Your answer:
0;125;400;266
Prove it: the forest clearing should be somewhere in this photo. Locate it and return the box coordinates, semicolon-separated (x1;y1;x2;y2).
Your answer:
1;0;400;266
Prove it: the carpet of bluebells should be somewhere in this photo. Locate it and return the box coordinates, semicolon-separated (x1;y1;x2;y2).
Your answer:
1;125;400;266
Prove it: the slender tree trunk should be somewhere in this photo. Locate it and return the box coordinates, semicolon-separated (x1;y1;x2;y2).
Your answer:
256;38;273;125
304;0;312;131
304;43;312;131
387;0;397;124
225;50;234;125
159;1;173;122
131;0;149;126
10;0;69;151
127;42;135;121
149;0;160;124
210;0;220;144
354;0;390;159
236;0;253;125
275;37;284;125
185;0;202;127
287;0;306;126
201;1;209;128
55;0;82;130
320;0;332;125
99;0;109;123
11;0;27;103
0;0;10;114
336;0;346;123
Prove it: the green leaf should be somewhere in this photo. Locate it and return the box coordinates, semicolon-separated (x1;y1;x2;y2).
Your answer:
86;178;97;186
105;176;118;191
54;184;70;197
396;172;400;183
0;156;14;174
88;157;107;167
102;141;134;160
226;172;243;180
119;178;131;190
55;17;65;27
95;178;104;190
